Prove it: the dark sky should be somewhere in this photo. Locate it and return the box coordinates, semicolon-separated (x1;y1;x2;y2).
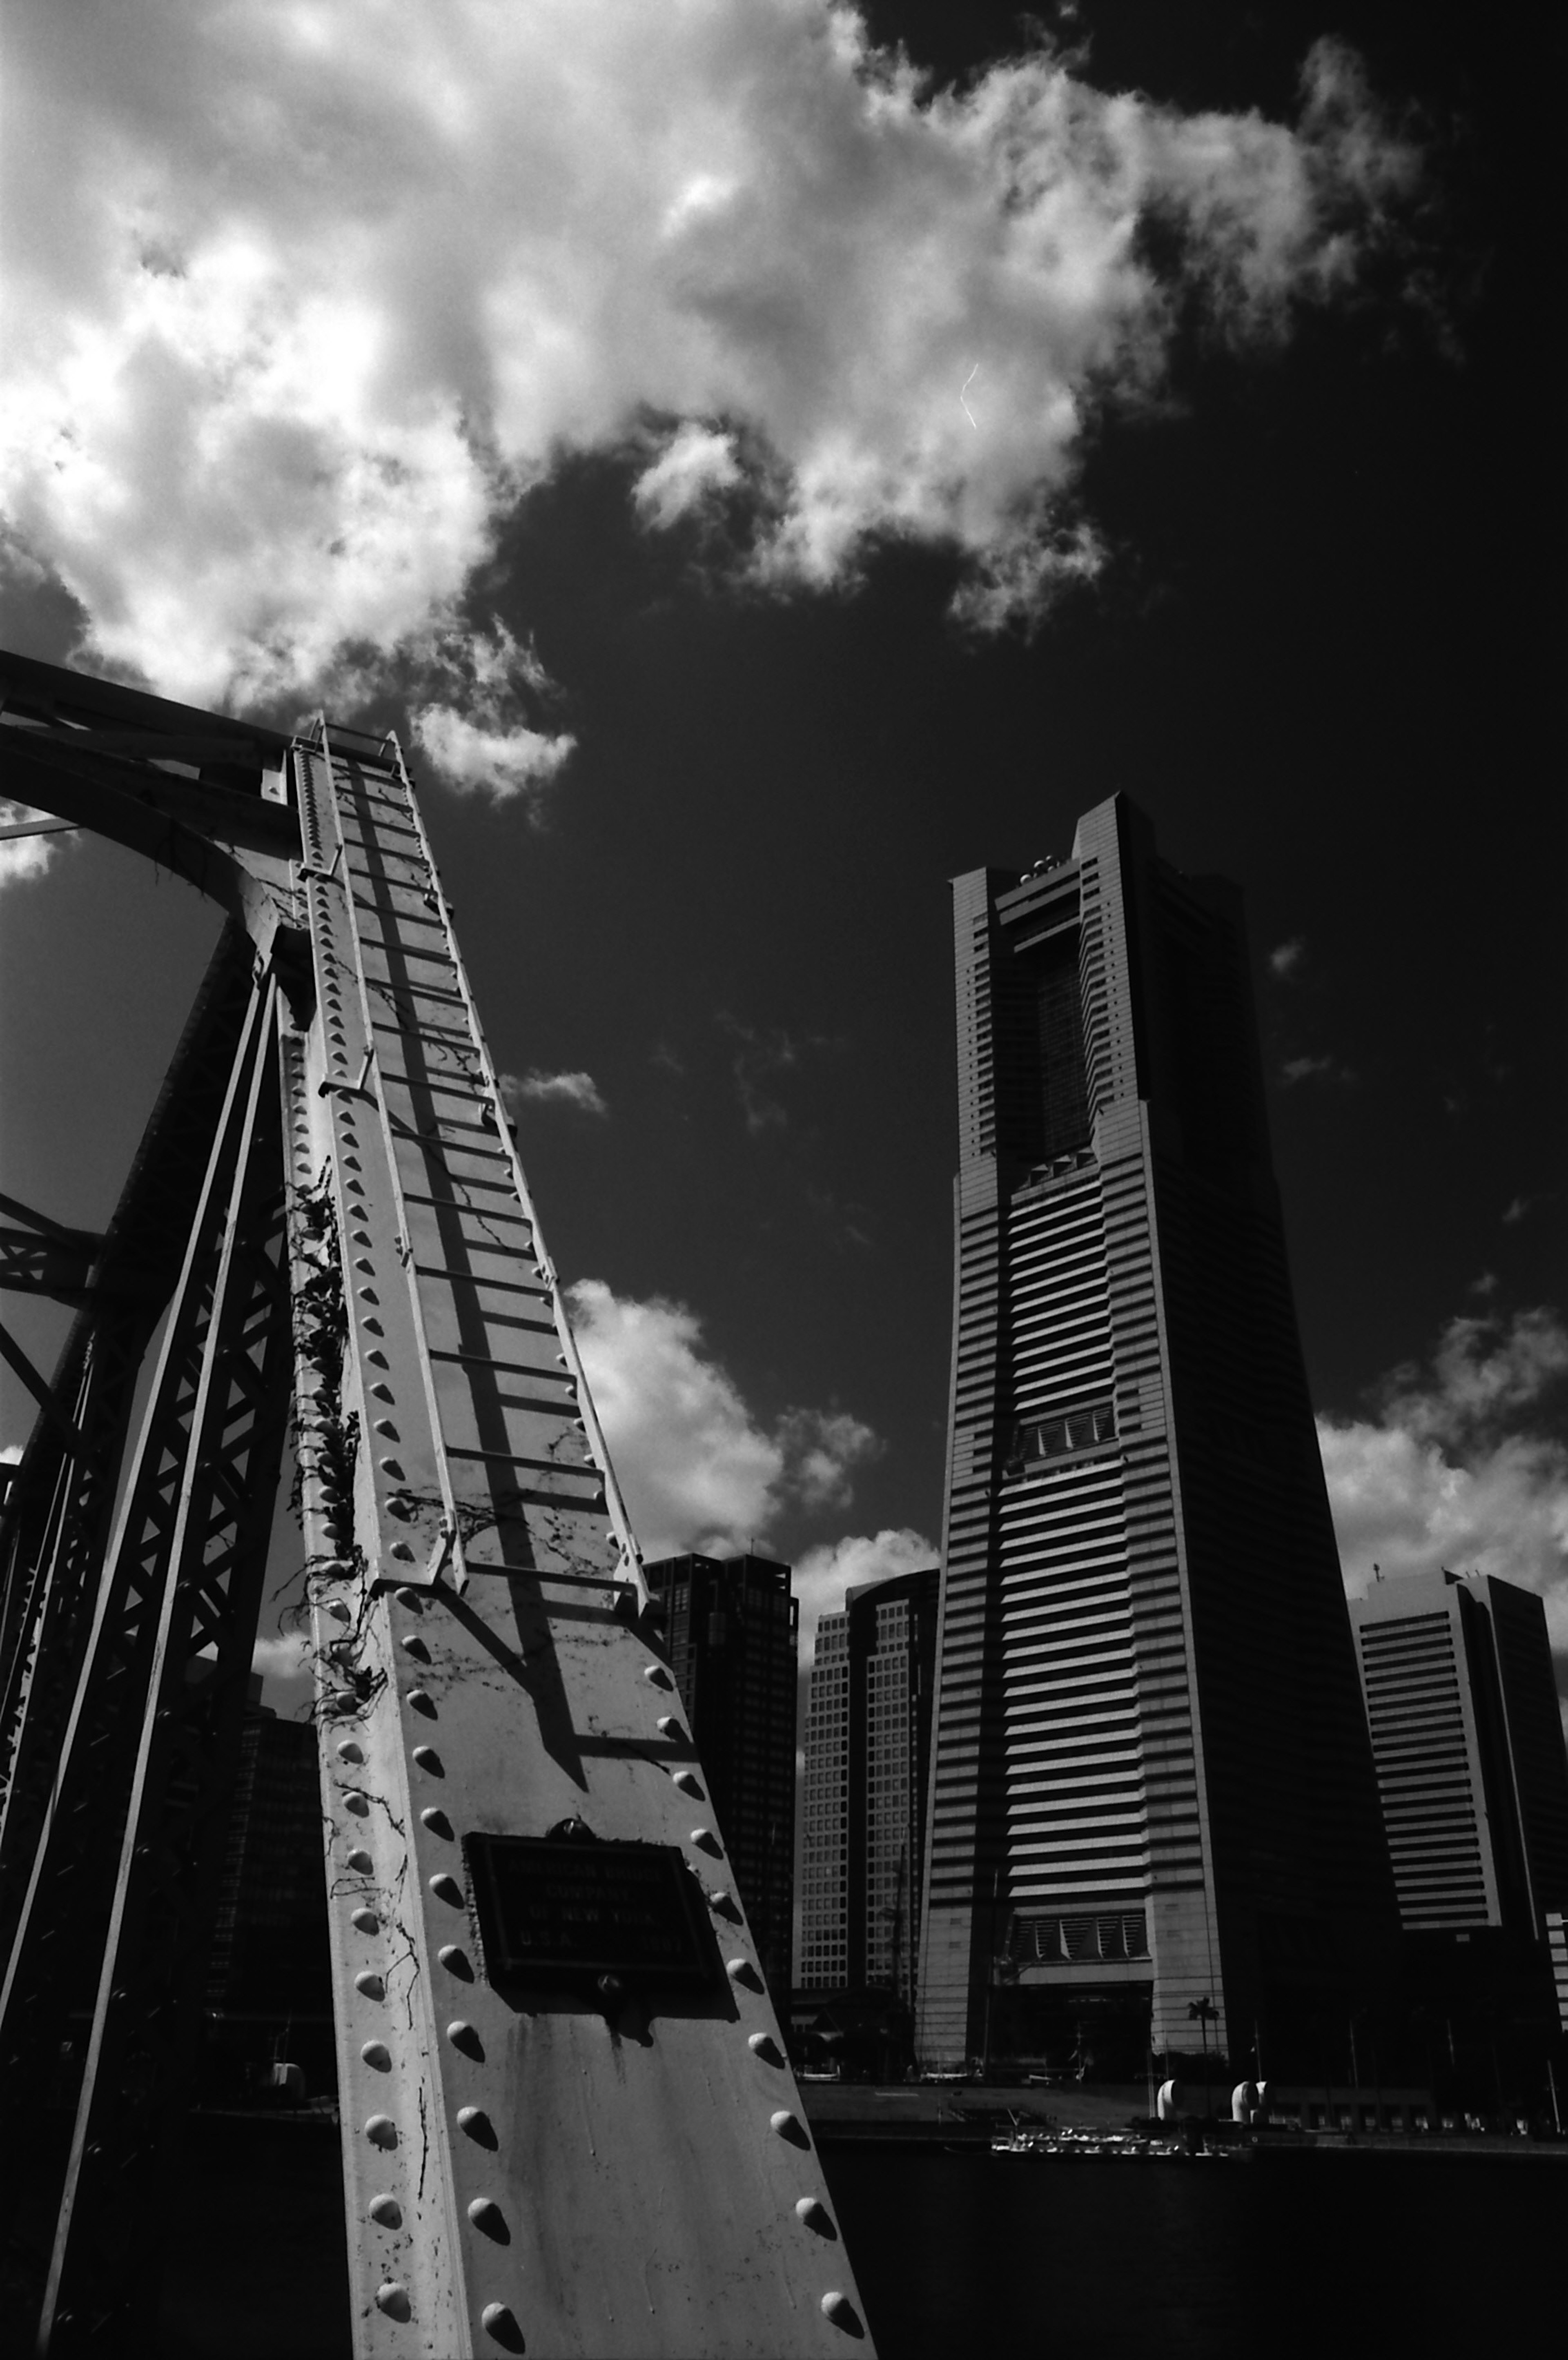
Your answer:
2;4;1561;1666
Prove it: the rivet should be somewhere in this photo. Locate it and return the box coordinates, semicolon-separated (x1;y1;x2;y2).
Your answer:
358;1287;379;1303
401;1635;430;1660
727;1957;760;1988
641;1664;673;1689
691;1827;722;1855
379;1456;403;1474
481;2302;524;2350
457;2104;496;2144
796;2196;834;2233
467;2196;507;2240
748;2032;784;2064
421;1804;453;1835
336;1741;364;1763
361;2041;392;2071
352;1908;379;1934
438;1944;474;1979
352;1230;372;1246
325;1599;352;1622
407;1689;437;1717
822;2292;858;2329
368;2193;402;2228
430;1872;465;1906
656;1714;683;1737
364;2115;397;2149
447;2019;483;2057
366;1347;389;1365
354;1258;374;1274
771;2110;802;2137
707;1889;739;1919
396;1587;424;1609
363;1317;384;1335
373;1419;398;1438
346;1848;373;1872
354;1970;384;1999
344;1791;370;1816
413;1760;445;1788
374;2282;410;2320
672;1770;701;1795
371;1384;395;1404
390;1542;415;1561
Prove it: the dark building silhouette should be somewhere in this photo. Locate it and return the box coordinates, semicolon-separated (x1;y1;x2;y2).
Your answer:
203;1676;332;2096
918;798;1398;2077
643;1552;797;1999
799;1567;940;2004
1350;1570;1568;1973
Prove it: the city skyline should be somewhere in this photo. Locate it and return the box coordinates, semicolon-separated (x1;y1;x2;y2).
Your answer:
1;4;1561;1727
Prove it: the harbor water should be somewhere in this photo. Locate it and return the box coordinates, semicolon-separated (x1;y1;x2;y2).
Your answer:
149;2113;1564;2358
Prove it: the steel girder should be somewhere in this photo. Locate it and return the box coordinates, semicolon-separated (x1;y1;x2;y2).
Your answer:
0;652;874;2360
0;928;263;1930
0;969;293;2351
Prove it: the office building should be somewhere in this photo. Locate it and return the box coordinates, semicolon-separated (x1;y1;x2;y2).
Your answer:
1349;1570;1568;1941
799;1566;940;2004
643;1552;798;1998
918;796;1397;2074
204;1677;333;2097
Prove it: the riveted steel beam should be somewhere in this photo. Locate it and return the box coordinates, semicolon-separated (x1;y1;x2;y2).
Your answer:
0;650;876;2360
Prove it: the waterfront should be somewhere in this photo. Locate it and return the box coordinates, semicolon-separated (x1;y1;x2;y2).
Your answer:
145;2112;1566;2358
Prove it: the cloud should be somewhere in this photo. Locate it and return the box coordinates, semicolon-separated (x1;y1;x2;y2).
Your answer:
2;7;1427;706
632;423;744;529
719;1015;842;1135
499;1067;608;1118
251;1630;311;1682
406;618;574;800
792;1525;939;1669
1320;1308;1568;1706
1280;1051;1353;1086
0;804;63;888
566;1276;877;1560
1269;937;1305;977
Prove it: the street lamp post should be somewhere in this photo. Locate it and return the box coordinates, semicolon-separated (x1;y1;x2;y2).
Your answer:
1188;1997;1217;2120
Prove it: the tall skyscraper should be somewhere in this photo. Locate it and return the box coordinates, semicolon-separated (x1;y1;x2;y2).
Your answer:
1349;1570;1568;1944
642;1552;798;1998
799;1567;940;2004
918;797;1396;2074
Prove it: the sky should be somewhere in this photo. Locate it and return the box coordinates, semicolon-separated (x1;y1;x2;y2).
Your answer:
2;2;1563;1726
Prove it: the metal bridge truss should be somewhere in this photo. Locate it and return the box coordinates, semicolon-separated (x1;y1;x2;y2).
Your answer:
0;650;871;2358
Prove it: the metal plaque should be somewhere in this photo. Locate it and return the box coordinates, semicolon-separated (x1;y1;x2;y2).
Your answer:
464;1832;720;1988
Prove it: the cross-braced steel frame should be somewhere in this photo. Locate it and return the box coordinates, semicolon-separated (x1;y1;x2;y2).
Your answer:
0;650;872;2360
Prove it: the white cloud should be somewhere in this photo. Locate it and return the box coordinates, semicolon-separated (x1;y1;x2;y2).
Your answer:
1269;937;1305;977
632;423;743;529
2;7;1425;706
1321;1308;1568;1700
251;1630;311;1682
792;1525;938;1670
566;1276;878;1560
0;803;62;889
406;617;574;800
499;1068;608;1118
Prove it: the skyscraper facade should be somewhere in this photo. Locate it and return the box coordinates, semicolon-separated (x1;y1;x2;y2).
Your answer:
917;796;1396;2073
642;1552;798;1998
1349;1570;1568;1943
799;1567;940;2004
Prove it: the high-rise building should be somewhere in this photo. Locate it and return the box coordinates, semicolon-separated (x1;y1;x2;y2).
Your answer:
642;1552;798;1998
1349;1570;1568;1944
799;1567;940;2004
918;797;1397;2075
